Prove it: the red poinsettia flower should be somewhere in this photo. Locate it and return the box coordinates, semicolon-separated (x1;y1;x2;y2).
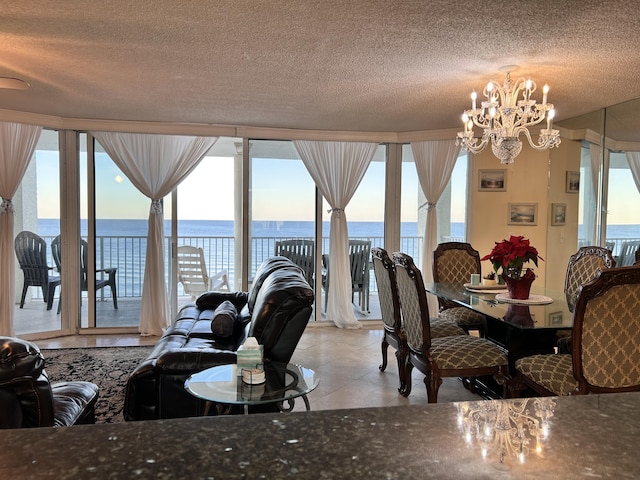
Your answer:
481;235;544;275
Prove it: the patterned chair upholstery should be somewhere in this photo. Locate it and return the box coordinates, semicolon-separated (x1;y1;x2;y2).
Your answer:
372;248;464;394
393;252;508;402
557;246;616;353
432;242;486;336
515;265;640;397
564;246;616;313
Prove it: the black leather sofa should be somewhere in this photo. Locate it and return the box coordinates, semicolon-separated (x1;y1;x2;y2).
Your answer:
0;337;99;429
123;256;314;421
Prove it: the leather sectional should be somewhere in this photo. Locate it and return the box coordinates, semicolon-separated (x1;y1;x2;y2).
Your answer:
123;256;314;420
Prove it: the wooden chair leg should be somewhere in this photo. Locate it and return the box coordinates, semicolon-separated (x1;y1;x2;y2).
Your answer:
379;338;389;372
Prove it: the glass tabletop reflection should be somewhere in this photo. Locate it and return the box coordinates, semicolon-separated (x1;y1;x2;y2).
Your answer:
185;362;319;407
425;282;573;330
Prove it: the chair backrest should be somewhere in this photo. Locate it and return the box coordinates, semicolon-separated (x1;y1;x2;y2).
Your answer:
51;236;94;291
572;266;640;394
176;245;209;298
564;246;616;312
14;231;51;287
432;242;480;310
348;240;371;289
371;247;401;334
618;240;640;266
274;239;315;286
393;252;432;352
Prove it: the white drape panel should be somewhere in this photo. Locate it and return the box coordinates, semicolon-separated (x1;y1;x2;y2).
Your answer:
294;140;376;329
584;143;602;245
625;152;640;194
411;140;461;315
92;132;218;336
0;122;42;336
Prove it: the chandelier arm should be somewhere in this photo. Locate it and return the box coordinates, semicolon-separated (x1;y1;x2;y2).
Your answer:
520;127;554;151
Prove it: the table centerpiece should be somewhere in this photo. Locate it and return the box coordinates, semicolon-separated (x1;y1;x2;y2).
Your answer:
481;235;543;300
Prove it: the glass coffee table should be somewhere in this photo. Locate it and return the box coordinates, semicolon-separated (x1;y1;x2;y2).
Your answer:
185;362;319;415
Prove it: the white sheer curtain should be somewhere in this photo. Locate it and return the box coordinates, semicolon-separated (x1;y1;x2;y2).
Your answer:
625;152;640;193
411;140;461;315
92;132;218;336
0;122;42;336
294;140;376;329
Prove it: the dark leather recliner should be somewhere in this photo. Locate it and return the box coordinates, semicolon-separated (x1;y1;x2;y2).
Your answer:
124;256;314;421
0;337;99;429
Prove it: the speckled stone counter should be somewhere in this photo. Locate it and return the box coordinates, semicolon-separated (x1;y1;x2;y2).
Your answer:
1;392;639;479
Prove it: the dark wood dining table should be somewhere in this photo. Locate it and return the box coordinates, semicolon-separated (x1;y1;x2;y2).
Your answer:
425;282;572;397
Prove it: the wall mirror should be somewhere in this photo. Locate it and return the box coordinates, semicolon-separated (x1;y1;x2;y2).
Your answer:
546;97;640;289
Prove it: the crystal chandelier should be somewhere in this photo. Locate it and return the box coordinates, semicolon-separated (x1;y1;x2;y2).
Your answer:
456;72;561;164
457;398;556;466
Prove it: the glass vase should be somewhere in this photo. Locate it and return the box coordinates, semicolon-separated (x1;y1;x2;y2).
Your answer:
501;268;535;300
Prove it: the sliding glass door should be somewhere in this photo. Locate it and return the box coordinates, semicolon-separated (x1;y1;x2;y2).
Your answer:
13;129;62;337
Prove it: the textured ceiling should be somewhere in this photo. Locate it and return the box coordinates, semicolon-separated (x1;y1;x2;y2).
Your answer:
1;1;640;134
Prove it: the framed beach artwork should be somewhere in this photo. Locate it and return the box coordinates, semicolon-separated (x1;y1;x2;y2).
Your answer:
566;171;580;193
508;203;538;226
551;203;566;226
478;169;507;192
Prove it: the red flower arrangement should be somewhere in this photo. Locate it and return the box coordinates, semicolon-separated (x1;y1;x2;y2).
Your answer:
481;235;543;278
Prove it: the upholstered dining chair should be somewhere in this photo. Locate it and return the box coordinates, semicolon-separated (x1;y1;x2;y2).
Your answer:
372;247;407;393
393;252;509;402
557;246;616;353
564;246;616;312
432;242;486;336
372;248;465;394
14;231;61;312
52;236;119;309
514;265;640;397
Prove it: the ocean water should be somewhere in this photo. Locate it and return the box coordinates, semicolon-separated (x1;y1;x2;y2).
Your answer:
37;218;640;242
37;219;432;238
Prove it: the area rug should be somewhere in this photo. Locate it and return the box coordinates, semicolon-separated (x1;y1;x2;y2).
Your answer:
41;346;153;424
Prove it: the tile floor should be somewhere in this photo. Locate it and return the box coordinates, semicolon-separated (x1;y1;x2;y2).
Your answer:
36;322;481;411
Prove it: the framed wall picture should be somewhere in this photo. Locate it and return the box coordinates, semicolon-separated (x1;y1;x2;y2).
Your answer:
508;203;538;226
549;311;563;326
551;203;566;226
478;169;507;192
566;170;580;193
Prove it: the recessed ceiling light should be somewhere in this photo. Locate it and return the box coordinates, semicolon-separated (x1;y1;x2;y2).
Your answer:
0;77;30;90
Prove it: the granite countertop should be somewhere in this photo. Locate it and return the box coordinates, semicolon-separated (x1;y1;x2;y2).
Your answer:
1;392;639;479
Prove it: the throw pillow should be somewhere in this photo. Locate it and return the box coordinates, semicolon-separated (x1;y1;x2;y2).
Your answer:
210;300;238;338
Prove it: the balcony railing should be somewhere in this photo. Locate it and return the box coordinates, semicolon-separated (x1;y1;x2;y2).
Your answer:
35;234;635;301
37;235;424;299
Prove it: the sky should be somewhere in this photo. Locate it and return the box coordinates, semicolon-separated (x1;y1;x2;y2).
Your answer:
34;148;639;225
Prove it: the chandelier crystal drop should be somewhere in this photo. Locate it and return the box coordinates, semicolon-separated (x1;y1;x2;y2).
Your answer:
456;73;561;164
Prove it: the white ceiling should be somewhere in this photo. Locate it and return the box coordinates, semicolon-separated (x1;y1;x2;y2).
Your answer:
2;1;640;134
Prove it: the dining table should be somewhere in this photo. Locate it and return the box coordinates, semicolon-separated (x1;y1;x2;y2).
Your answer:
424;281;573;398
